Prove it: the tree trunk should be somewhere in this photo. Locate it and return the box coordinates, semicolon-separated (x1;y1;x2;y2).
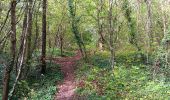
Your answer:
97;0;104;51
10;0;17;71
60;36;63;56
15;2;28;75
41;0;47;74
9;1;30;97
25;0;33;77
145;0;152;63
108;0;114;70
160;1;167;36
32;2;40;52
10;19;29;99
2;1;16;100
68;0;87;60
123;0;140;51
0;1;2;25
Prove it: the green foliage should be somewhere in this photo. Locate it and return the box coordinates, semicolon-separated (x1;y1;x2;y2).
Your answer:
27;62;63;99
76;65;125;99
152;47;170;81
88;51;110;68
82;31;93;45
77;64;170;99
68;0;87;59
161;34;170;45
76;52;170;99
1;0;170;99
34;48;75;57
47;48;75;57
0;52;10;92
28;86;56;100
116;51;146;65
13;80;31;99
122;0;139;50
11;62;63;99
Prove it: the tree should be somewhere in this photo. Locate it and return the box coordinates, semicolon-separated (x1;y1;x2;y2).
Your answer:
2;0;16;100
68;0;87;59
41;0;47;74
145;0;152;63
108;0;114;70
32;1;41;52
25;0;33;77
0;1;2;25
122;0;140;51
9;1;31;98
97;0;105;51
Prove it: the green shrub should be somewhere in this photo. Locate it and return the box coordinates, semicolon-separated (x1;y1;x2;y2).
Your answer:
47;48;75;57
8;62;63;99
12;80;31;99
76;63;170;99
76;51;170;99
116;51;146;65
152;47;170;81
88;50;146;69
88;51;110;68
33;48;75;57
28;86;56;100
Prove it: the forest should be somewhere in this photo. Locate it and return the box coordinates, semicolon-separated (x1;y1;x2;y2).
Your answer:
0;0;170;100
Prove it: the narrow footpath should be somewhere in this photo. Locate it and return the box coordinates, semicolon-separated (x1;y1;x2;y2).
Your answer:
54;51;82;100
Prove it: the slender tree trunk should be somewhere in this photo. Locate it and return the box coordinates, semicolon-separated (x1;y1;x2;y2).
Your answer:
25;0;33;77
15;2;28;75
59;25;64;57
32;2;40;52
10;0;17;72
2;1;16;100
9;1;30;97
123;0;140;51
41;0;47;74
108;0;114;70
60;36;63;56
146;0;152;44
145;0;152;63
68;0;87;60
97;0;104;51
48;25;51;49
136;0;141;44
0;1;2;25
10;19;29;99
160;1;167;36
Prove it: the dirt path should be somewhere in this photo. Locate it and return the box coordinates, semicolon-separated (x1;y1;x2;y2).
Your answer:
54;51;81;100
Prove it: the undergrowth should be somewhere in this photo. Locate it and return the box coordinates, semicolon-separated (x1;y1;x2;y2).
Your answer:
33;48;75;57
10;62;63;100
0;48;65;99
27;62;63;100
76;51;170;100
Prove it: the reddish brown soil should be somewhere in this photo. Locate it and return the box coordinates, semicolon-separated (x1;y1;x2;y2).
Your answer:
54;51;82;100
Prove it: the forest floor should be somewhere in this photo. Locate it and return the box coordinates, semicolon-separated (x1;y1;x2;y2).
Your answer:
54;51;82;100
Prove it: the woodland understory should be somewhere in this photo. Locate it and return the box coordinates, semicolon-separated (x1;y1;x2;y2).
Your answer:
0;0;170;100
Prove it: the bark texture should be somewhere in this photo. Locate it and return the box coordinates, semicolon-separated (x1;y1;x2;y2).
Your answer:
41;0;47;74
